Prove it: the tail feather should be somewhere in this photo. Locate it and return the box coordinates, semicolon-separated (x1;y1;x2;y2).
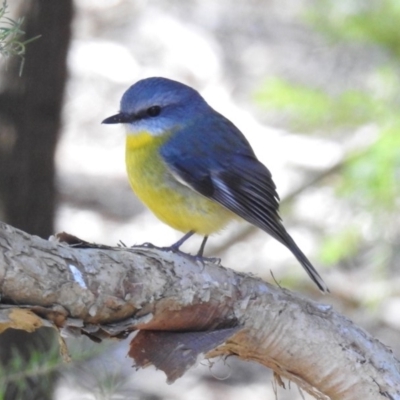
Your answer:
282;232;329;293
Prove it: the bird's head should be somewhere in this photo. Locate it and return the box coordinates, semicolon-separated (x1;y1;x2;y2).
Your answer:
102;77;208;136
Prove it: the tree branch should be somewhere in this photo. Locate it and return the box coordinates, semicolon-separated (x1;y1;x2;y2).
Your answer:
0;221;399;399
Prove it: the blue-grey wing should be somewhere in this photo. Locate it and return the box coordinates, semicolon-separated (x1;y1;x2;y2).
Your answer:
160;115;328;292
160;116;283;239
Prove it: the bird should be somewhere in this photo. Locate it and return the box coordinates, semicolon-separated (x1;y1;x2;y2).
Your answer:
102;77;328;292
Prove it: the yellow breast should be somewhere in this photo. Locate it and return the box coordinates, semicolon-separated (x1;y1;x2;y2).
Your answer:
125;131;234;235
126;131;155;150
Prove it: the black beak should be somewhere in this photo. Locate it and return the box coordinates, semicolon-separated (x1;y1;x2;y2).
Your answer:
102;113;132;124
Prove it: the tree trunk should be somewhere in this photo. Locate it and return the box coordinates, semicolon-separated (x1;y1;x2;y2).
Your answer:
0;1;73;399
0;0;72;238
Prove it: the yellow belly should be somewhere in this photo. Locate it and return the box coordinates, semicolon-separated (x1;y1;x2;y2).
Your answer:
125;133;234;235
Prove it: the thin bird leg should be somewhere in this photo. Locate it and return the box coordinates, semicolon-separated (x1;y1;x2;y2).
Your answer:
170;230;195;251
197;236;208;257
170;232;219;264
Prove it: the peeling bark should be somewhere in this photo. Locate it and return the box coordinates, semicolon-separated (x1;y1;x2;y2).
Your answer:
0;221;399;400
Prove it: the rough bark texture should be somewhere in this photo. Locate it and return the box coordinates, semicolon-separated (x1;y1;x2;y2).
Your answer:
0;221;399;400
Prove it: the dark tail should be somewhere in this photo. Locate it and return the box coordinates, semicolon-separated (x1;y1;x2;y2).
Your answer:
281;232;329;293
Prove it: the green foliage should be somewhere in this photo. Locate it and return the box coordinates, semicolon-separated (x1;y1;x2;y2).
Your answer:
255;77;381;131
306;0;400;59
319;227;361;265
257;72;400;212
0;333;110;400
256;1;400;266
0;337;61;400
0;0;40;74
340;125;400;210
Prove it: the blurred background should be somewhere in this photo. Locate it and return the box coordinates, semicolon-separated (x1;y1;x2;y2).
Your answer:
0;0;399;399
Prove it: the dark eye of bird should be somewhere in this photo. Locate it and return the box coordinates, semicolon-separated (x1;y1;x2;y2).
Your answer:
147;106;161;117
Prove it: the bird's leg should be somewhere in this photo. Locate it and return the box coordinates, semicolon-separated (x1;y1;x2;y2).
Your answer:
195;235;221;265
170;230;195;251
197;236;208;257
162;231;220;265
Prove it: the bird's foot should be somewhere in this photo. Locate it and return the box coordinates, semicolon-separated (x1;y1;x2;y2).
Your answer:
131;232;220;264
162;242;222;264
133;241;189;255
195;255;221;265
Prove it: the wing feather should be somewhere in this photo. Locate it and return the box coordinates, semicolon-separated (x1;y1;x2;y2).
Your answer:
160;114;328;292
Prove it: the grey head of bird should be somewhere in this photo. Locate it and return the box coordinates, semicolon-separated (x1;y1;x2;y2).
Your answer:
102;77;210;136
